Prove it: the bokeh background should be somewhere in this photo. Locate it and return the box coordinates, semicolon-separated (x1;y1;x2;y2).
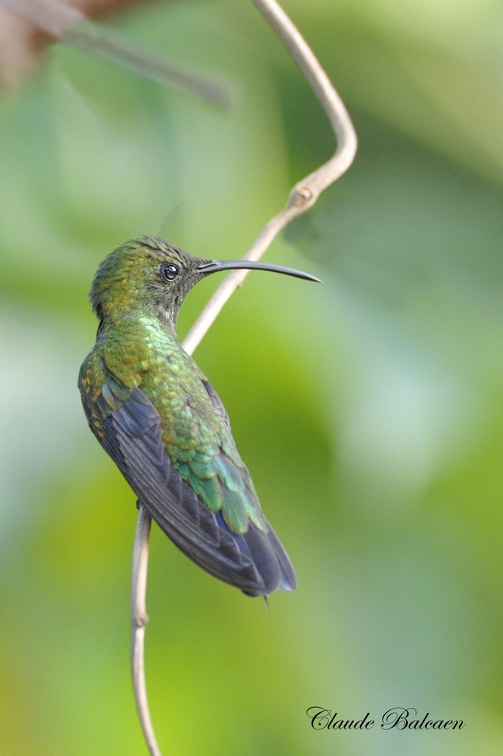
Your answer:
1;0;503;753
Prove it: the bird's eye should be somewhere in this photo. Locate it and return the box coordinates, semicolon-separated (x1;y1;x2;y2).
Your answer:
160;263;179;282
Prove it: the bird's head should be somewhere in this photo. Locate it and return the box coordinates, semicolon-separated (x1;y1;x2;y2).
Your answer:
90;235;319;329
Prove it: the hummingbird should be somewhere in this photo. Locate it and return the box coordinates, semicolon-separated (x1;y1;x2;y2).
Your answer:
79;236;319;597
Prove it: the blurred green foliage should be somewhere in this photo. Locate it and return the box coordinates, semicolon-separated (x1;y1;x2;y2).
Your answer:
1;1;503;754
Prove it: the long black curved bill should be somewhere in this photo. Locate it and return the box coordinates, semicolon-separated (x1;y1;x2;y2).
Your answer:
197;259;321;283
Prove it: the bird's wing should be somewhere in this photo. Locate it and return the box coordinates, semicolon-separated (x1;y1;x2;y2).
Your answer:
80;361;296;596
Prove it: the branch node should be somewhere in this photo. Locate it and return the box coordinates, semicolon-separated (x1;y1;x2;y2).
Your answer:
288;185;315;209
134;613;150;629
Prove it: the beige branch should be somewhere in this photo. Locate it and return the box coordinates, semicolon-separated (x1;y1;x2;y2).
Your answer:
131;505;161;756
131;1;357;754
182;0;357;355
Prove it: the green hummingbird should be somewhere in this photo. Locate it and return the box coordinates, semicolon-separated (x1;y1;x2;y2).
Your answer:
79;236;319;597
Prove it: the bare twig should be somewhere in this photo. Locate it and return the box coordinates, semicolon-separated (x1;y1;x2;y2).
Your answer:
65;21;228;107
131;505;161;756
1;0;227;104
130;1;358;753
183;0;357;355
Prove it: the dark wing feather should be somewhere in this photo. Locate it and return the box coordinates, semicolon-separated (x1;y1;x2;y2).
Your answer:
99;387;295;596
201;379;230;425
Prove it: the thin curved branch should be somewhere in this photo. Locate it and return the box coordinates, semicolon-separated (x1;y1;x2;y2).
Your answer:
182;0;357;355
131;1;358;754
131;505;161;756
